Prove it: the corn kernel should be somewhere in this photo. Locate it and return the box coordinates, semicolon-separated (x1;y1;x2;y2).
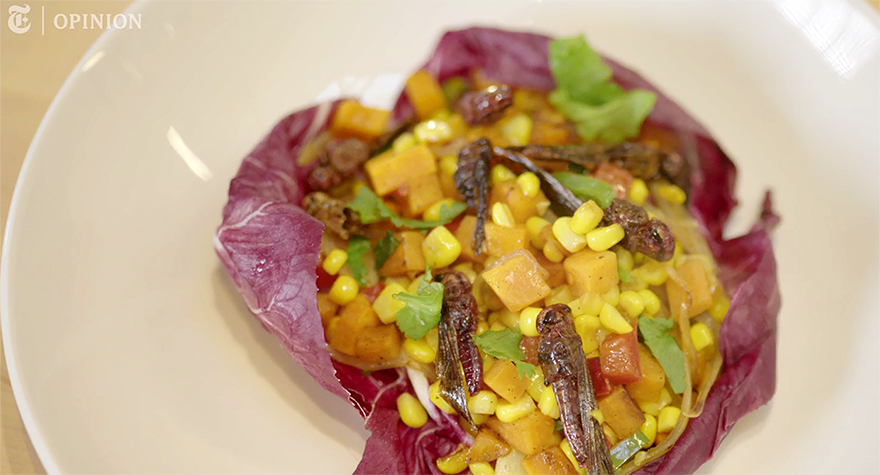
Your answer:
619;290;645;317
476;321;489;336
392;132;417;153
590;408;605;425
571;293;606;317
672;241;685;266
616;248;634;273
372;283;408;324
658;406;681;433
560;439;587;475
538;384;560;419
655;184;687;205
497;309;519;329
641;414;658;446
553;217;588;253
519;307;542;337
352;180;367;197
495;392;536;422
414;119;453;144
516;172;541;198
491;164;517;185
439;155;458;176
322;249;348;275
404;337;437;363
397;393;428;428
491;202;516;228
453;263;478;283
429;380;456;414
472;413;489;426
469;462;495;475
599;302;633;334
422;198;455;222
603;424;619;445
526;217;551;248
639;387;672;416
690;322;715;351
709;295;731;322
489;321;507;332
570;200;604;234
542;241;565;263
638;289;661;316
328;275;359;305
545;285;573;306
407;275;424;294
526;367;546;401
426;327;439;353
436;446;469;474
628;178;649;205
586;223;625;252
634;260;668;286
422;226;462;268
536;200;551;216
468;390;499;415
502;113;533;146
601;285;620;307
574;314;601;337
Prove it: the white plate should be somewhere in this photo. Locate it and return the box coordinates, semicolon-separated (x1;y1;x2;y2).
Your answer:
3;0;879;473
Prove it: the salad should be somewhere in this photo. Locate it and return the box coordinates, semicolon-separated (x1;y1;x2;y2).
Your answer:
215;27;780;475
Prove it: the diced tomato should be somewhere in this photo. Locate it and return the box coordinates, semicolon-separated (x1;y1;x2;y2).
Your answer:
600;327;642;385
587;357;616;398
592;163;634;199
361;282;385;303
315;266;336;292
444;214;465;235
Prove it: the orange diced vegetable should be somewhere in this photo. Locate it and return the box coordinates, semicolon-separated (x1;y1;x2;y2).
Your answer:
339;294;382;328
355;324;402;364
564;249;619;296
404;173;444;217
597;386;646;440
452;215;487;263
485;223;529;258
482;250;552;312
625;344;666;405
522;446;580;475
486;412;556;456
326;294;381;356
467;428;511;463
329;100;390;141
316;292;338;327
491;179;548;223
534;252;567;288
483;359;531;403
592;163;634;199
378;231;426;277
405;70;447;120
365;144;437;196
600;329;642;385
666;259;713;318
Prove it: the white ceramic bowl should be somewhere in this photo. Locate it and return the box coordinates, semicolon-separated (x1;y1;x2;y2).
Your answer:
3;0;878;473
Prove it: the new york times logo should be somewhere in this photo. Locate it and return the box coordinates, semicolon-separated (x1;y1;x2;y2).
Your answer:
7;4;30;34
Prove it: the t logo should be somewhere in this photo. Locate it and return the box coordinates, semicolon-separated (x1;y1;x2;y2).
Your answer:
8;4;31;34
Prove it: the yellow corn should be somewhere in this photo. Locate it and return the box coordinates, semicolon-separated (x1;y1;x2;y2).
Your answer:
429;380;456;414
397;393;428;428
641;414;658;446
491;164;517;185
690;322;714;351
476;320;490;336
436;446;469;474
536;200;551;216
672;241;685;266
516;172;541;198
542;241;565;263
392;132;417;153
538;384;560;419
639;387;672;416
553;217;588;253
545;285;574;306
616;248;634;273
599;302;633;334
560;439;587;475
526;217;551;248
424;198;457;222
519;307;542;337
407;275;424;294
709;295;731;322
468;390;499;415
385;276;411;289
372;283;408;324
601;285;620;307
328;275;359;305
574;314;601;336
586;223;625;252
603;424;619;445
590;409;605;425
322;249;349;275
439;155;458;176
526;367;546;401
453;263;478;283
472;413;489;426
495;393;537;422
570;201;604;234
352;180;367;197
628;178;649;205
491;202;516;228
571;293;606;317
469;462;495;475
658;406;681;433
422;226;462;268
638;289;661;316
404;337;437;364
426;327;439;353
634;260;668;286
502;113;533;146
619;290;645;317
414;119;453;144
655;184;687;205
489;321;507;332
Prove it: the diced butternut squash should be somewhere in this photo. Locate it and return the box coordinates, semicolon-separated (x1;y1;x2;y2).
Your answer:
329;100;390;141
365;144;437;196
485;223;529;258
666;259;713;318
600;328;641;385
355;324;402;364
316;292;338;327
534;252;567;288
592;163;634;199
467;428;511;463
625;344;666;405
564;249;618;296
597;386;645;440
486;412;556;456
453;215;487;263
378;231;426;277
491;179;549;224
482;250;552;312
326;295;381;356
405;70;447;120
403;173;444;217
522;446;580;475
484;359;532;403
338;294;381;328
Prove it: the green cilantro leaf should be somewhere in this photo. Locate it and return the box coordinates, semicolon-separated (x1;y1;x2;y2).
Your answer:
638;315;687;394
473;328;536;377
347;187;465;230
373;231;400;270
393;270;444;340
345;235;372;287
619;267;634;283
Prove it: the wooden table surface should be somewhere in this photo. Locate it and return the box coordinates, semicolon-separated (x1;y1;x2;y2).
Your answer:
1;1;877;473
